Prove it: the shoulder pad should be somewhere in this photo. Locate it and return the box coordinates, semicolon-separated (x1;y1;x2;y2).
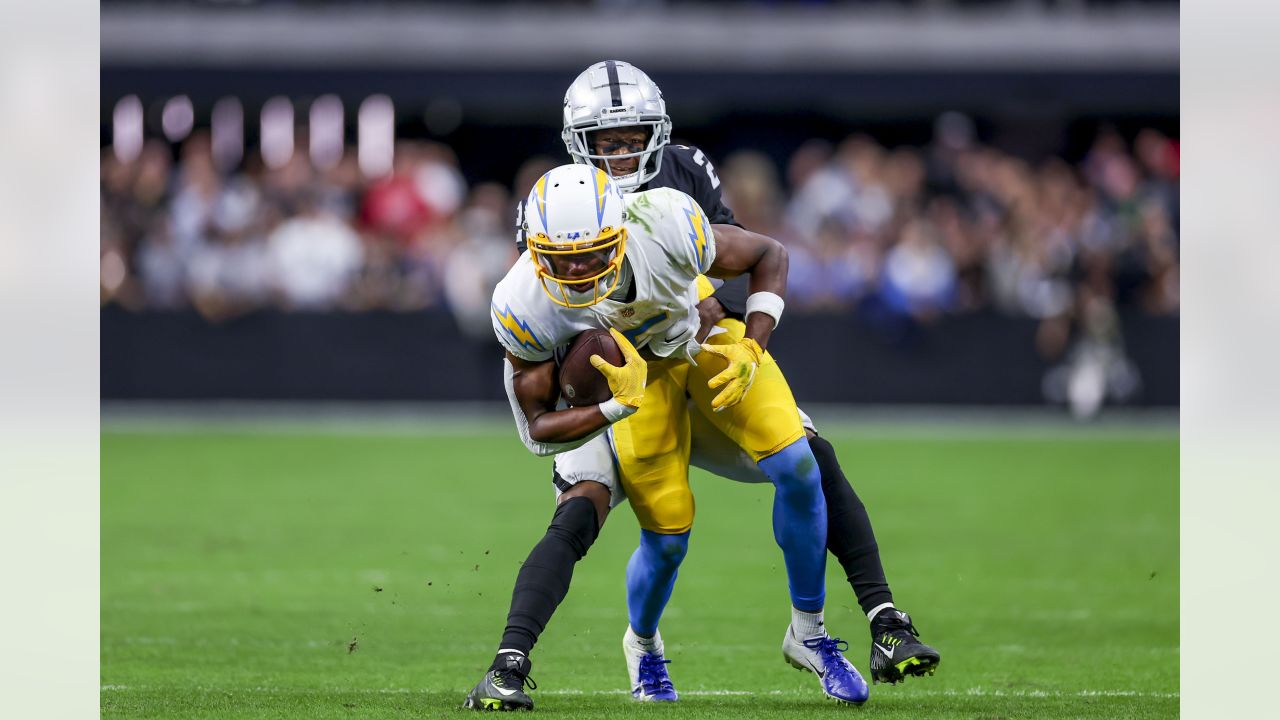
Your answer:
490;275;555;362
629;187;715;275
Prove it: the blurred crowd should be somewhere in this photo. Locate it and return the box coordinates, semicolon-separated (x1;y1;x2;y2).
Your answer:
101;117;1179;346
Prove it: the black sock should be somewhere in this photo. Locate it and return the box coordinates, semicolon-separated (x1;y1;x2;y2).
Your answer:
810;434;894;616
496;495;600;659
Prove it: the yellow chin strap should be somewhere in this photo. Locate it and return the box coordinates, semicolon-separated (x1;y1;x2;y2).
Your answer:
529;227;628;308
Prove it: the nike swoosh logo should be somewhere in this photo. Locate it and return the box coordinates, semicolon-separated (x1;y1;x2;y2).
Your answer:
875;644;894;660
798;656;825;677
493;685;517;697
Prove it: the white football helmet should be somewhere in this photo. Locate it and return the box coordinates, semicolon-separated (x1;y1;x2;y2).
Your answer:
522;164;629;308
562;60;672;192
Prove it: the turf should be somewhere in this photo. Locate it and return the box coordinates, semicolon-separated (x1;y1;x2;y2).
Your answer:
101;422;1178;719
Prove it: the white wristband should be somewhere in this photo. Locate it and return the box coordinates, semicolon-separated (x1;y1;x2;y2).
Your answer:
599;398;639;423
745;291;785;329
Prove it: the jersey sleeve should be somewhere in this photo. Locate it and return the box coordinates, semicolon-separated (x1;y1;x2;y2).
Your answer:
650;187;717;277
490;289;555;363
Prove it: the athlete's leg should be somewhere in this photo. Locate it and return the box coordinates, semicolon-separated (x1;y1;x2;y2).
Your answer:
803;415;940;684
465;435;621;711
806;430;892;614
687;322;867;705
498;483;611;656
688;324;824;609
756;438;826;611
610;358;693;701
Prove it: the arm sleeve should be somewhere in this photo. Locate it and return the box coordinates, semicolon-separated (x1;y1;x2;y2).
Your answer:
502;358;607;457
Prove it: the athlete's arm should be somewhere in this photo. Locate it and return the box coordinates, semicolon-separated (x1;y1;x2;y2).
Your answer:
505;352;614;454
705;224;787;351
503;327;646;455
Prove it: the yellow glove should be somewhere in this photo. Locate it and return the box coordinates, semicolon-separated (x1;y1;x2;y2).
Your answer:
700;337;763;412
589;328;647;411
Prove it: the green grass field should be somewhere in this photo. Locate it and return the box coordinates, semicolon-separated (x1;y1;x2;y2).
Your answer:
101;420;1178;719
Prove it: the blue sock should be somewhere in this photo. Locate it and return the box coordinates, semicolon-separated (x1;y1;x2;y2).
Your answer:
625;529;690;637
757;437;827;611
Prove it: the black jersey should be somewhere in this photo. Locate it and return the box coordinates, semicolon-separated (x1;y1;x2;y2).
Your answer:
640;144;740;227
514;144;749;315
641;145;748;317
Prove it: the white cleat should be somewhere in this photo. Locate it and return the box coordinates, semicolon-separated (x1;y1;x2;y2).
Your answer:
781;624;870;705
623;626;678;702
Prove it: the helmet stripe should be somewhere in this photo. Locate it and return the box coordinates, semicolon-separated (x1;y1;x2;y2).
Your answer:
533;174;550;232
604;60;622;107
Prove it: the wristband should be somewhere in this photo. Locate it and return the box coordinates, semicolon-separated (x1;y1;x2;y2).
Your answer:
745;291;785;329
599;398;639;423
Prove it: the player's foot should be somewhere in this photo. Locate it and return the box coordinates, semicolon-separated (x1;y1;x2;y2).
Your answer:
463;651;536;711
623;627;678;702
781;624;869;705
869;608;941;685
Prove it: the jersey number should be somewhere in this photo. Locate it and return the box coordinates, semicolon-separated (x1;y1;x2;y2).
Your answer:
692;149;721;190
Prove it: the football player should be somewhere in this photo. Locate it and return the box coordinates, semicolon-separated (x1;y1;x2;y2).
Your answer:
560;60;940;693
466;164;866;710
464;61;937;711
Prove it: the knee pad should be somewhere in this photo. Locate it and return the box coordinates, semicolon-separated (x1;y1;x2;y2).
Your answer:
547;495;600;559
635;484;695;534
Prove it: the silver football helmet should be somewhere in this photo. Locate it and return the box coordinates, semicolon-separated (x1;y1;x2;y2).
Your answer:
562;60;672;192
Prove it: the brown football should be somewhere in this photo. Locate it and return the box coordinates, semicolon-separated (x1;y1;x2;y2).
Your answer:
558;329;624;407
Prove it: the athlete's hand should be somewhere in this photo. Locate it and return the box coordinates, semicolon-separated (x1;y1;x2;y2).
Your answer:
700;337;763;412
695;297;728;342
590;328;647;411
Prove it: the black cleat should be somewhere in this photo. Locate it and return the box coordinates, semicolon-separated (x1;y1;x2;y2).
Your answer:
464;652;537;711
869;609;941;685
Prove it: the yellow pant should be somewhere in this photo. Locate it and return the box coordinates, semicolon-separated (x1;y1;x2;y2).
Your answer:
612;314;805;534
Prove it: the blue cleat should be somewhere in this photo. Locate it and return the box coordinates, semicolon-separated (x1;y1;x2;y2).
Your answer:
624;627;678;702
782;624;870;705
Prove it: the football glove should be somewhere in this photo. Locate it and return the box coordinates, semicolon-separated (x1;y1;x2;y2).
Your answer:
589;328;647;411
700;337;763;412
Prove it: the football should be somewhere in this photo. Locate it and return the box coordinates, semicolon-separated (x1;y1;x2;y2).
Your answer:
558;329;623;407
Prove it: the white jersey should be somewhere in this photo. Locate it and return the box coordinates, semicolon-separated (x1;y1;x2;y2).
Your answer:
491;186;716;363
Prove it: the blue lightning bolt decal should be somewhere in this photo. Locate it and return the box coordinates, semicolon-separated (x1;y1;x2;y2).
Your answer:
492;304;547;353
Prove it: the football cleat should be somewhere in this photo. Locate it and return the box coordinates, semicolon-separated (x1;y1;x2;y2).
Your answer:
869;609;941;684
463;652;536;711
623;627;678;702
781;624;869;705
